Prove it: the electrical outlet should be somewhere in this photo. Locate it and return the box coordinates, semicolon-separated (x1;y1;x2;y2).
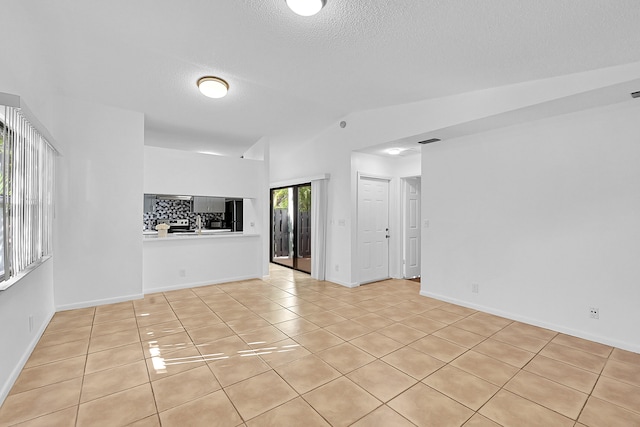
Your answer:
471;283;479;293
589;307;599;319
179;269;186;277
335;264;339;272
28;315;34;332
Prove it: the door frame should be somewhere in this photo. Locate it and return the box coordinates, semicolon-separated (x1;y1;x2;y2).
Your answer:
356;172;392;285
270;183;312;273
401;176;421;279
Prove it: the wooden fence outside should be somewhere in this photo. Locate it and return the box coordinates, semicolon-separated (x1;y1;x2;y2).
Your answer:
273;208;311;257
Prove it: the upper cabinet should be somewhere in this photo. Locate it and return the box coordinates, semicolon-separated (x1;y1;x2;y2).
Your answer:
193;196;225;213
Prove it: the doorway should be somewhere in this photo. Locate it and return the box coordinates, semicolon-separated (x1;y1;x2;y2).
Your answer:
402;177;421;279
357;175;390;284
271;184;312;273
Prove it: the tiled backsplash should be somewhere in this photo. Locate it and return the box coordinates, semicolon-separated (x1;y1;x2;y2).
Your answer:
143;199;223;230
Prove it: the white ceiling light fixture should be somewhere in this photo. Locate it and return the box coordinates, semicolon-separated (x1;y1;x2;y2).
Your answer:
387;148;402;155
286;0;326;16
197;76;229;99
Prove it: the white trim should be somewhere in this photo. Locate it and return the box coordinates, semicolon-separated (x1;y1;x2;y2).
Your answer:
419;290;640;354
400;176;421;280
0;91;60;155
357;172;392;182
55;293;145;311
143;274;262;294
310;179;328;280
0;256;53;292
400;174;421;180
356;278;392;286
327;278;360;288
270;173;330;189
0;92;20;108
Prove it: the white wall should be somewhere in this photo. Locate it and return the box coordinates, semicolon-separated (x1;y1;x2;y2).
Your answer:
143;236;261;292
144;145;267;278
0;2;57;130
0;88;145;402
420;100;640;352
271;64;640;287
271;132;353;285
0;2;59;404
0;260;55;404
243;138;271;278
144;146;263;199
53;98;145;310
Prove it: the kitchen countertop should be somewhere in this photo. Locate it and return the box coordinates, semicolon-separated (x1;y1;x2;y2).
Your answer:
143;230;258;241
143;228;232;235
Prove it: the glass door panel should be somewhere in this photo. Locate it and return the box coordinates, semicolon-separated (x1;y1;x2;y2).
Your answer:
271;187;294;268
271;184;312;273
296;185;311;273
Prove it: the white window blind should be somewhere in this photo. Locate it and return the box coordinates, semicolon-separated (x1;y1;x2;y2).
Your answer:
0;94;56;288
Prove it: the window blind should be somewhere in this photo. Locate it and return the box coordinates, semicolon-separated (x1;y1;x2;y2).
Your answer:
0;95;56;288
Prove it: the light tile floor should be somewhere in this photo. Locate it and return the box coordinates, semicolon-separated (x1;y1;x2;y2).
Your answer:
1;264;639;426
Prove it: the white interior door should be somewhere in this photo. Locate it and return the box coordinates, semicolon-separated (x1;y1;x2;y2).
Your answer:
403;177;421;278
357;176;390;284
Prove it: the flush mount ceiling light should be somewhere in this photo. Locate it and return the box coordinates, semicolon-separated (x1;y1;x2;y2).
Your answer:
387;148;402;155
197;76;229;99
286;0;326;16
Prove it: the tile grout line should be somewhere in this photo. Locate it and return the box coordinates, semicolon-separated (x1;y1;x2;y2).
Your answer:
75;306;96;427
4;271;639;426
134;297;161;426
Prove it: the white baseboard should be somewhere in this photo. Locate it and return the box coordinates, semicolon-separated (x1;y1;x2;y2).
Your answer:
0;309;55;405
420;290;640;354
144;274;261;294
57;275;264;310
329;279;359;288
56;293;145;311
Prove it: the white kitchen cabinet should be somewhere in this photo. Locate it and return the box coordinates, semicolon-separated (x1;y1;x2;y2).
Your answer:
193;196;225;213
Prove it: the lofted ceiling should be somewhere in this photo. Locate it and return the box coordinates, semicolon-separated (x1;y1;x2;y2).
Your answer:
14;0;640;156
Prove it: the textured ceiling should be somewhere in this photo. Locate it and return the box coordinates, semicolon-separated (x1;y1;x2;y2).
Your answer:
15;0;640;156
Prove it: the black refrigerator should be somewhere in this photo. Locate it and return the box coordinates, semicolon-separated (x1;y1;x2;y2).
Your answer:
224;200;243;232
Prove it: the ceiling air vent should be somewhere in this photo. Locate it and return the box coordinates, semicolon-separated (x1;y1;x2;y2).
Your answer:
631;91;640;99
418;138;441;144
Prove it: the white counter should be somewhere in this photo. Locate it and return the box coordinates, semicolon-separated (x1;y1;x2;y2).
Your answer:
143;231;261;293
143;231;258;241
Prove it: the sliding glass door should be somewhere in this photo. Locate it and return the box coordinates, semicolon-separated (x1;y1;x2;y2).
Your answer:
271;184;311;273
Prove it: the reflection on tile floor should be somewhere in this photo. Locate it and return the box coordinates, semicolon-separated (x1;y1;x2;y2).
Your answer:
1;264;639;426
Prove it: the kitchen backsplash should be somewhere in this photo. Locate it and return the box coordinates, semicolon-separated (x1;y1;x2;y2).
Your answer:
143;199;223;230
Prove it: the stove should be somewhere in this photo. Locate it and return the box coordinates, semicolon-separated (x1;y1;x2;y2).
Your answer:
157;218;190;232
